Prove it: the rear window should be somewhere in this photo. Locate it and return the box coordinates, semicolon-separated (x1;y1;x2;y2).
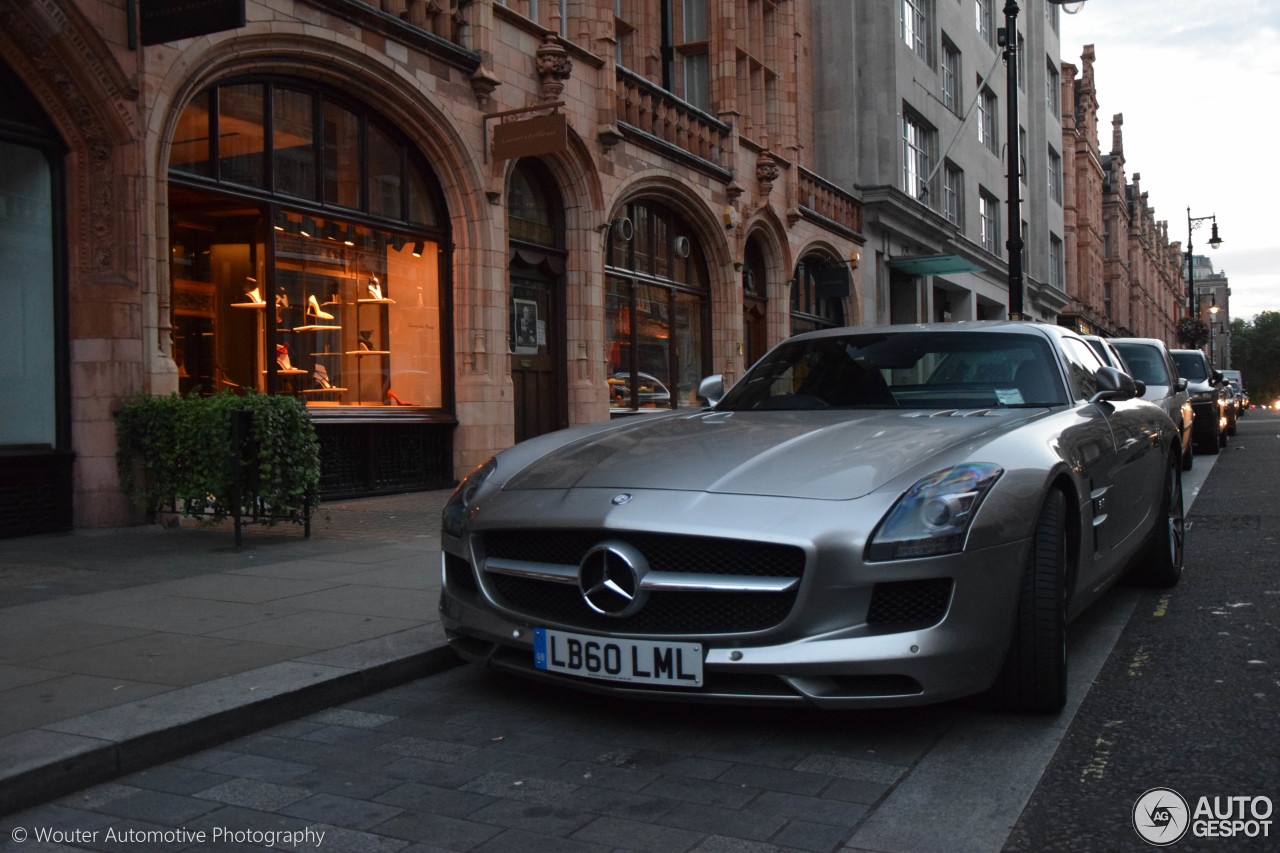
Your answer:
1113;343;1171;386
1172;352;1210;381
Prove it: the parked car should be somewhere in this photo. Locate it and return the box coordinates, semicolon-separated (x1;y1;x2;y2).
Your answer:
441;322;1184;714
1112;338;1195;471
1170;349;1229;454
1083;334;1129;372
1220;369;1248;418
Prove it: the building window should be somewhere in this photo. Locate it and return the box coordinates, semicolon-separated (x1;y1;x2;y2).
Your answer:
681;0;711;110
975;0;994;47
605;199;709;410
1050;234;1064;289
791;253;846;336
1019;126;1028;185
901;0;929;62
941;38;961;112
1046;59;1060;115
944;163;963;226
1048;146;1062;204
168;78;449;411
902;109;935;202
1046;2;1059;34
736;0;781;144
979;189;999;255
978;86;998;154
1017;33;1026;91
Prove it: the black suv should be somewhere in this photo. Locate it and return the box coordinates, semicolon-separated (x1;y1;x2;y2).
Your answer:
1170;349;1229;455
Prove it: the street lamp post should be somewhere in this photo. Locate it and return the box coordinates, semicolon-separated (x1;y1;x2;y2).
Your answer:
1186;208;1223;314
1002;0;1087;320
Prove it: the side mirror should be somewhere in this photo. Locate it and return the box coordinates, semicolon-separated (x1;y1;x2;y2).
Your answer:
1089;365;1139;404
1175;377;1188;393
698;374;726;406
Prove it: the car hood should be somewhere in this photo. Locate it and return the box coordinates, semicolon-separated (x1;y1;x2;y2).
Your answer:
502;408;1041;501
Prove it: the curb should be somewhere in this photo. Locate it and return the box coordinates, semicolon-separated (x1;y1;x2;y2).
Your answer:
0;638;463;817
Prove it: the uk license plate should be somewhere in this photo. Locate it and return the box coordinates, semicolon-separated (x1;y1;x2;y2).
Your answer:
533;628;703;687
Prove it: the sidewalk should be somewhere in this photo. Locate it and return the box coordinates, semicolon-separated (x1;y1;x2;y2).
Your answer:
0;490;459;816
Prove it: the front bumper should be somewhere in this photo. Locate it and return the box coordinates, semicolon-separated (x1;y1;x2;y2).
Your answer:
438;488;1031;709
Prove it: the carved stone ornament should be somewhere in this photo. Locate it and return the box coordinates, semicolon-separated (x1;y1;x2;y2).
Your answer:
756;155;780;193
536;34;573;101
470;65;501;107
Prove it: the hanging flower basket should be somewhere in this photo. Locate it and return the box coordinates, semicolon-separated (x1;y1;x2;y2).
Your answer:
1177;317;1210;349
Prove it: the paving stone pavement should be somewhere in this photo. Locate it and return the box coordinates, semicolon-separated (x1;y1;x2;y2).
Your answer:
0;490;458;817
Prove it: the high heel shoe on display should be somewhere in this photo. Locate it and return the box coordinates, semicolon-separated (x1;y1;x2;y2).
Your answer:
245;287;264;304
307;294;335;320
276;343;293;371
313;363;332;390
368;280;383;301
387;389;412;406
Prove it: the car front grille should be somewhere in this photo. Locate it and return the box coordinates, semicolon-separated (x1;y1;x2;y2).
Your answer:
477;529;805;635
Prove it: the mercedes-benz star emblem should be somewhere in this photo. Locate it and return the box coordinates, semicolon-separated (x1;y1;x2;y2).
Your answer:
579;540;649;617
611;493;633;505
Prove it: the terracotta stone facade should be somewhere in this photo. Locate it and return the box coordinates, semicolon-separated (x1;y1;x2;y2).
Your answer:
1;0;863;532
1059;46;1186;344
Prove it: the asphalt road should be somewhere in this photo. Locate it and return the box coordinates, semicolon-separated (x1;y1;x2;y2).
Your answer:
1005;409;1280;851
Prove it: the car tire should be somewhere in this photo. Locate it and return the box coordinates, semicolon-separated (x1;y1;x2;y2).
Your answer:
992;488;1068;714
1126;451;1184;588
1202;423;1221;455
1181;433;1193;471
1219;424;1228;449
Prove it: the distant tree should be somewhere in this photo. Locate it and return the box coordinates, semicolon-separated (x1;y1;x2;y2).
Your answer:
1231;311;1280;405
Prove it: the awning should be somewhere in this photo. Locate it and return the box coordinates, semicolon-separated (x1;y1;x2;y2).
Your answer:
888;254;984;276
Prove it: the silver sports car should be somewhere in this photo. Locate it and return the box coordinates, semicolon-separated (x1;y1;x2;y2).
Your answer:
440;322;1184;712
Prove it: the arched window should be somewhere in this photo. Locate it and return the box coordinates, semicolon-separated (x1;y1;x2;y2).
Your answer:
605;200;710;411
167;78;449;411
791;252;846;336
742;238;768;368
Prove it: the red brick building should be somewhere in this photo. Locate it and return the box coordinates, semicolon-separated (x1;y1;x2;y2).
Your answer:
1;0;863;535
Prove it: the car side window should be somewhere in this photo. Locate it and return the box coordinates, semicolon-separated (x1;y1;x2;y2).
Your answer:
1060;337;1104;401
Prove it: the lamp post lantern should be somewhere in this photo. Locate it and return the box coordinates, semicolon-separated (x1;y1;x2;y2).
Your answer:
1003;0;1087;320
1186;207;1223;314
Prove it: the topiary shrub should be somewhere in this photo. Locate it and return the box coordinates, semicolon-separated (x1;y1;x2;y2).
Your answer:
116;390;320;526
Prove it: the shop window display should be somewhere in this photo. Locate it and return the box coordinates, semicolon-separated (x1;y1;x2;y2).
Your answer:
167;77;449;411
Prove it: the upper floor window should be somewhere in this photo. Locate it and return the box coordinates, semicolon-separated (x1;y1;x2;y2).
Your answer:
1048;146;1063;204
941;38;961;112
977;86;998;154
944;163;963;226
615;0;710;110
979;189;999;255
903;109;935;202
1046;59;1061;115
1050;234;1064;289
901;0;929;62
975;0;994;47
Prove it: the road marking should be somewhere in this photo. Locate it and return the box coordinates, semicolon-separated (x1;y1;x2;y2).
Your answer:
1079;720;1125;783
1128;644;1149;677
1153;594;1171;617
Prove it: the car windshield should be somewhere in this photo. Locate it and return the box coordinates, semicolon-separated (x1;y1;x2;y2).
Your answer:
1113;344;1171;386
717;331;1067;411
1172;353;1209;381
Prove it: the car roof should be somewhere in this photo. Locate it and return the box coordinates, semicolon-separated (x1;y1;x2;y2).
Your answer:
787;320;1065;343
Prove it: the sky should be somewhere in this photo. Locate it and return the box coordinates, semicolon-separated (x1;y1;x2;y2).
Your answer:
1059;0;1280;323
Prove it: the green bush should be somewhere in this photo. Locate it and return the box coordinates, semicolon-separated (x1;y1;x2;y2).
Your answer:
116;390;320;524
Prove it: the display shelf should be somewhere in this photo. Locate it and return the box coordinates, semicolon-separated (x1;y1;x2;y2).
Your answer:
266;368;308;375
293;324;342;332
345;349;391;356
301;387;348;394
356;298;396;304
231;301;268;309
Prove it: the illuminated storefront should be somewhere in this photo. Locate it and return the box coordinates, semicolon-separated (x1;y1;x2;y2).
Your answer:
167;78;454;497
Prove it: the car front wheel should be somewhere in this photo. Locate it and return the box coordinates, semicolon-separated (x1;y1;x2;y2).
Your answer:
992;488;1068;714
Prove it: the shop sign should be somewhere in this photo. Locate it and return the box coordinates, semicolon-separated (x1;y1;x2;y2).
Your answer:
814;265;850;300
492;113;568;161
140;0;245;46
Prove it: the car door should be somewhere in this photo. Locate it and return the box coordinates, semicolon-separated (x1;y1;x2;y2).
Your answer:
1062;337;1163;564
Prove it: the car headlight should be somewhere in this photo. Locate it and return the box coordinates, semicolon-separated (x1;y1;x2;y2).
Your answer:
866;464;1002;561
1190;392;1213;403
442;457;497;539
